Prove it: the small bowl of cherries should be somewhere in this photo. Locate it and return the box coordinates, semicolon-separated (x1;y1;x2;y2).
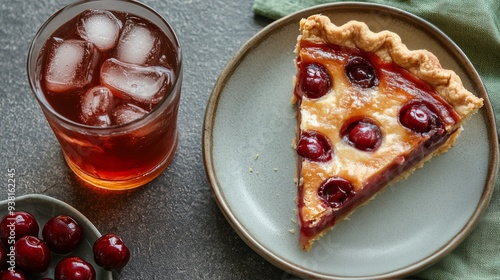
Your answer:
0;194;130;279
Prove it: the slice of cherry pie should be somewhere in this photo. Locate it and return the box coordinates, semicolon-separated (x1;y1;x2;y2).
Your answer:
292;15;483;250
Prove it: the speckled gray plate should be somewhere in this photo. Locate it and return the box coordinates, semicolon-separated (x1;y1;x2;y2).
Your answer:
203;3;498;279
0;194;112;280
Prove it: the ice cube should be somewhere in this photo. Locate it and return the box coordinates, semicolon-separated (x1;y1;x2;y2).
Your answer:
77;9;121;52
112;103;148;125
116;19;160;65
80;86;114;127
44;38;96;93
100;58;169;104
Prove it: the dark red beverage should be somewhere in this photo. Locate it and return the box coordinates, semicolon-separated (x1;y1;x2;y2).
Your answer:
28;1;182;190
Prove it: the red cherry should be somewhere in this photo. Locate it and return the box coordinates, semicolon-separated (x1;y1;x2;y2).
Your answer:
318;177;356;208
14;236;51;274
42;215;83;254
298;62;331;99
54;257;96;280
0;211;39;248
0;245;7;271
296;131;333;162
0;269;28;280
341;118;382;151
348;121;381;151
400;102;433;133
345;56;378;88
297;134;324;160
93;233;130;270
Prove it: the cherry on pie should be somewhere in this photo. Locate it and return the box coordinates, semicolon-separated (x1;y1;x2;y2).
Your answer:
292;15;483;250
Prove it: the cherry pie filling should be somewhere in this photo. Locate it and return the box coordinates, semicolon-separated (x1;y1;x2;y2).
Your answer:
295;41;460;243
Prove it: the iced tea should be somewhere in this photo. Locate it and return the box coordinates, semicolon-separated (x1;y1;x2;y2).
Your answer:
27;1;182;190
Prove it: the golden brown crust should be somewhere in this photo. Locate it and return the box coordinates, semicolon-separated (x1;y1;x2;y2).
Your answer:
298;15;483;117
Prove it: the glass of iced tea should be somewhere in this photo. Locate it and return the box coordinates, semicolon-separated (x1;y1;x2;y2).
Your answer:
27;0;182;190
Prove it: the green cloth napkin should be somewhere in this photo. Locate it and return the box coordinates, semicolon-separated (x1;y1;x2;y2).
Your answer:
253;1;500;279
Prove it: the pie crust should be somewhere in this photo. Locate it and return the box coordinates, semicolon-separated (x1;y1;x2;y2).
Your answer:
293;15;483;250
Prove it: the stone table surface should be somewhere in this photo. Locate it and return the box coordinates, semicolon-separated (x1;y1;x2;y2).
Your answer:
0;0;294;279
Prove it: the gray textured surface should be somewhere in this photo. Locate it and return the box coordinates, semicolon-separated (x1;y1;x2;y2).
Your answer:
0;0;292;279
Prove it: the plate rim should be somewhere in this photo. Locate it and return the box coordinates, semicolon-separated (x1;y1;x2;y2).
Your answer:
202;2;499;279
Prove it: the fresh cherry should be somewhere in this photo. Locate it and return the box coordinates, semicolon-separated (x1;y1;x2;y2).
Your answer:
0;269;28;280
318;177;356;208
345;56;378;88
54;257;96;280
0;245;7;271
93;233;130;270
399;101;441;133
296;131;333;162
14;236;51;274
298;62;331;99
341;118;382;151
0;211;39;248
43;215;83;254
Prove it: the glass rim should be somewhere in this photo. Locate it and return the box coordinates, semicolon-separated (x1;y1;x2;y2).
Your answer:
26;0;183;132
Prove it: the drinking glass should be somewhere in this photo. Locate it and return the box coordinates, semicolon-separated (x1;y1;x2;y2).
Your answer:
27;0;182;190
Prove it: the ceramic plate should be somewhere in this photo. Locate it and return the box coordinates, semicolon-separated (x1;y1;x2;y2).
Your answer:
0;194;112;280
203;3;498;279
